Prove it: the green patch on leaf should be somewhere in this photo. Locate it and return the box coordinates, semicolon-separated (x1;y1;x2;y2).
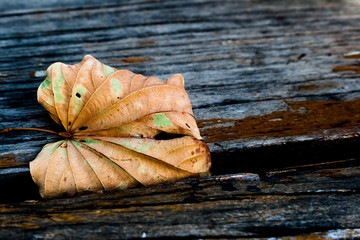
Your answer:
118;126;129;131
72;84;88;113
120;140;156;154
153;113;172;127
74;84;87;97
103;65;114;76
138;142;155;153
110;78;123;96
71;141;82;148
41;76;51;90
52;63;66;102
84;139;98;145
116;182;128;190
43;141;64;153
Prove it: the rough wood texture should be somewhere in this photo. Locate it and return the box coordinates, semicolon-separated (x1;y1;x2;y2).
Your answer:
2;165;360;239
1;0;360;238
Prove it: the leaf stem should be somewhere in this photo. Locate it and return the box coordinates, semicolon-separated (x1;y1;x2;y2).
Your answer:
0;127;72;138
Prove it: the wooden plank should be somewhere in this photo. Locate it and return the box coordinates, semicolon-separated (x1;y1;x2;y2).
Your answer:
1;0;360;165
1;165;360;239
1;0;360;238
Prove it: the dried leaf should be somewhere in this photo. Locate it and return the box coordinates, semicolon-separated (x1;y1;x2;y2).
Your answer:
30;55;211;198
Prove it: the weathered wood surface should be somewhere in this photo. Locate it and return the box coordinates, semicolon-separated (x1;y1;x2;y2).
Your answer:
1;0;360;238
2;164;360;239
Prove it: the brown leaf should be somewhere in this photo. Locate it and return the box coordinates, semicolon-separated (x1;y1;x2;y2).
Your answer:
30;55;211;198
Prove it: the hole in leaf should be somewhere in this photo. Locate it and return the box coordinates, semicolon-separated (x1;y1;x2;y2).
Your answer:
68;122;71;126
76;93;81;98
79;140;86;142
117;97;120;99
154;132;185;140
79;126;88;131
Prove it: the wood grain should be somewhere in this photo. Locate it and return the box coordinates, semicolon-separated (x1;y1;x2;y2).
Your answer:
2;0;360;162
1;166;360;239
1;0;360;238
